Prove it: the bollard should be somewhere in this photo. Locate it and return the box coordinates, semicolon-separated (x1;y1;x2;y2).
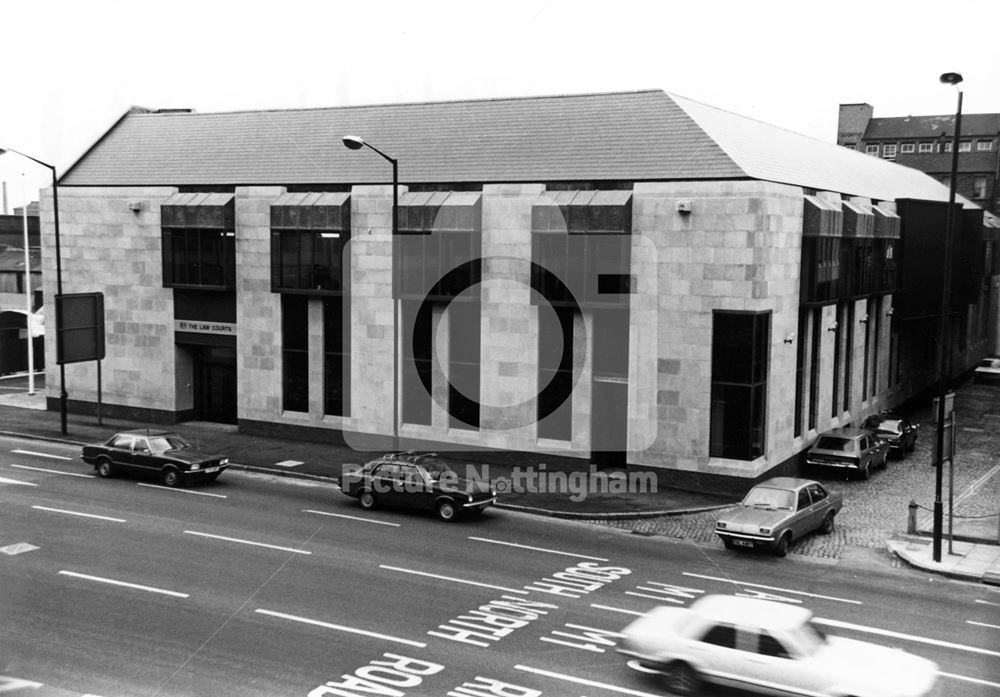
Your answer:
908;500;918;535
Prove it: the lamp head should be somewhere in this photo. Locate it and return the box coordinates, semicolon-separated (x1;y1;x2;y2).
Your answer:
0;148;8;155
342;136;365;150
940;72;963;86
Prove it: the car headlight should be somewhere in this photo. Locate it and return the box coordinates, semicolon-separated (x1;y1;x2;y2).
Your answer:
467;494;474;502
190;463;201;471
220;458;229;466
490;489;497;497
716;521;727;529
760;527;771;535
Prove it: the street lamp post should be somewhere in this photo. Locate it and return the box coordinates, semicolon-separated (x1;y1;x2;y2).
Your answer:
933;71;963;562
342;135;399;452
0;147;68;434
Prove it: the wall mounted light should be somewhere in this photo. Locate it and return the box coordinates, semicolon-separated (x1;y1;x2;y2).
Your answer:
886;307;895;316
827;321;838;332
859;313;870;324
675;200;692;214
784;332;796;344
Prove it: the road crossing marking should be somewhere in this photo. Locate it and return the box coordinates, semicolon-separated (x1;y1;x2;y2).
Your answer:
379;564;528;594
58;570;189;598
137;483;227;498
682;572;862;605
514;665;662;696
467;536;609;561
11;464;94;478
255;609;426;648
184;530;312;555
0;476;36;486
31;505;126;523
11;449;71;460
303;509;400;526
813;617;1000;658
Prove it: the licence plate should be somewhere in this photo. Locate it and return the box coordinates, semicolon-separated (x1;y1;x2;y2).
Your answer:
205;466;221;473
734;539;753;548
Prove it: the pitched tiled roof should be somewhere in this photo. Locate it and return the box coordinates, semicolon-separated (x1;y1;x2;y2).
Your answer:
59;90;979;209
864;113;1000;140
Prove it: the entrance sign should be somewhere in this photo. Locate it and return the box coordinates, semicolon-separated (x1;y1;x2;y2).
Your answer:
56;292;104;365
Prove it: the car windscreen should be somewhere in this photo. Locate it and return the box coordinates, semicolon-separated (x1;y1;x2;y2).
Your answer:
742;486;794;510
147;435;190;453
422;461;458;481
815;436;852;452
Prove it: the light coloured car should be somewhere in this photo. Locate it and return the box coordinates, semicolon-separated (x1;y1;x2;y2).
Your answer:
715;477;842;556
973;357;1000;384
617;595;940;697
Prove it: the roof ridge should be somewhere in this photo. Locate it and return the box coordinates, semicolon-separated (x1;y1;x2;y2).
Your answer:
130;89;668;118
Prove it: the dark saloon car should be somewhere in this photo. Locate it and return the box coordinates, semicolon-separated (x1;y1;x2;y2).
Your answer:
805;427;888;480
81;430;229;487
863;413;918;457
341;452;497;522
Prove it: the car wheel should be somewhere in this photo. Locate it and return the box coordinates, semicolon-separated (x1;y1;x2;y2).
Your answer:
661;661;701;696
359;491;376;510
437;500;458;522
161;467;181;488
775;532;792;557
95;457;114;478
820;511;836;535
860;462;871;480
881;452;889;470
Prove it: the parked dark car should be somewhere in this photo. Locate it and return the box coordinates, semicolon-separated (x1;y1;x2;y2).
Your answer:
81;430;229;487
805;427;889;480
973;357;1000;384
340;452;497;522
715;477;843;556
863;413;918;457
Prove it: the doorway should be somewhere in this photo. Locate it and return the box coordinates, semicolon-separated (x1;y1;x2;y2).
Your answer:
193;346;237;424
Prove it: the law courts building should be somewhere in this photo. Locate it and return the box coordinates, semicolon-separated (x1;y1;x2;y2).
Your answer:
41;90;999;489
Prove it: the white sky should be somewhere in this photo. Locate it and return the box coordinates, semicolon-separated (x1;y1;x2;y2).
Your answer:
2;0;998;209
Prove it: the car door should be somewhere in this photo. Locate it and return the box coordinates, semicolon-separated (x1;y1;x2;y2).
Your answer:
129;436;161;477
789;488;814;540
738;628;830;695
399;465;435;510
106;434;136;470
370;463;401;505
805;483;830;532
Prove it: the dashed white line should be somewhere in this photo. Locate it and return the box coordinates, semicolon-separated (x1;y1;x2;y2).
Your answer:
184;530;312;555
58;571;189;598
967;620;1000;630
303;509;400;526
32;505;126;523
255;609;426;648
514;665;661;696
682;572;862;605
591;603;644;617
0;476;37;486
379;564;528;595
11;449;72;460
937;671;1000;688
11;464;93;478
975;598;1000;608
814;617;1000;658
137;483;227;498
467;536;610;561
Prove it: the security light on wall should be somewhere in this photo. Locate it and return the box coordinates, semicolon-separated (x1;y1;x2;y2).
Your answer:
827;321;838;332
859;314;870;324
675;200;692;214
784;332;796;344
886;307;895;316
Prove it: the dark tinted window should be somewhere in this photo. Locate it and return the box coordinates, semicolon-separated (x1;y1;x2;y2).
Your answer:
756;631;792;658
699;624;737;649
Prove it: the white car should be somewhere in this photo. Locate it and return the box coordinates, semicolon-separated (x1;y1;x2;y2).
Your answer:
973;357;1000;384
617;595;939;697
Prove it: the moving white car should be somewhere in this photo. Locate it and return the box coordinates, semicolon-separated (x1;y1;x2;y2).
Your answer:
617;595;939;696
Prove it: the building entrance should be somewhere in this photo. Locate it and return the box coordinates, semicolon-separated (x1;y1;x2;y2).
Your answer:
192;346;237;424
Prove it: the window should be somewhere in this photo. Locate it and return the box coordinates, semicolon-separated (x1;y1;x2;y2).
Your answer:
918;142;934;153
323;296;350;417
282;295;309;413
797;489;811;511
700;624;737;649
973;175;989;199
538;306;574;440
900;143;915;154
806;483;827;502
865;145;879;156
270;193;350;294
978;140;994;151
401;300;432;425
449;301;480;430
882;143;897;159
756;632;792;659
710;311;769;460
959;141;972;152
161;193;236;289
944;142;953;153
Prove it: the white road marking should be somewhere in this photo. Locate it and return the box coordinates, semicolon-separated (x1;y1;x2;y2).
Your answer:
12;464;94;478
625;590;686;603
273;460;304;468
32;505;126;523
937;671;1000;688
0;676;44;691
814;617;1000;658
967;620;1000;630
184;530;311;555
255;609;426;648
11;449;72;460
303;509;400;526
0;476;36;486
0;543;39;556
137;483;227;498
683;572;861;605
58;570;189;598
468;536;610;561
379;564;528;594
515;665;661;697
591;603;644;617
975;598;1000;607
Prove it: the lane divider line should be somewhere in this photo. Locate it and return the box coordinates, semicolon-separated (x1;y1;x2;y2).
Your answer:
0;476;37;487
303;510;400;527
514;664;661;696
184;530;312;555
12;464;94;478
11;449;72;461
31;505;126;523
255;609;426;648
814;617;1000;658
58;570;189;598
591;603;644;616
379;564;528;595
966;620;1000;630
137;483;227;498
467;536;609;562
682;572;862;605
937;671;1000;689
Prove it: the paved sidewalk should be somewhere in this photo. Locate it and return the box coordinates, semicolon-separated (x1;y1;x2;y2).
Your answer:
1;372;998;583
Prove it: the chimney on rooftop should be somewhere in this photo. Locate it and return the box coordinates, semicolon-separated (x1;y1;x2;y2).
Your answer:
837;103;874;150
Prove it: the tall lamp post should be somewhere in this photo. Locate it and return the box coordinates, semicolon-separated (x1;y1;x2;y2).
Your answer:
342;135;399;451
933;71;963;562
0;147;67;434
